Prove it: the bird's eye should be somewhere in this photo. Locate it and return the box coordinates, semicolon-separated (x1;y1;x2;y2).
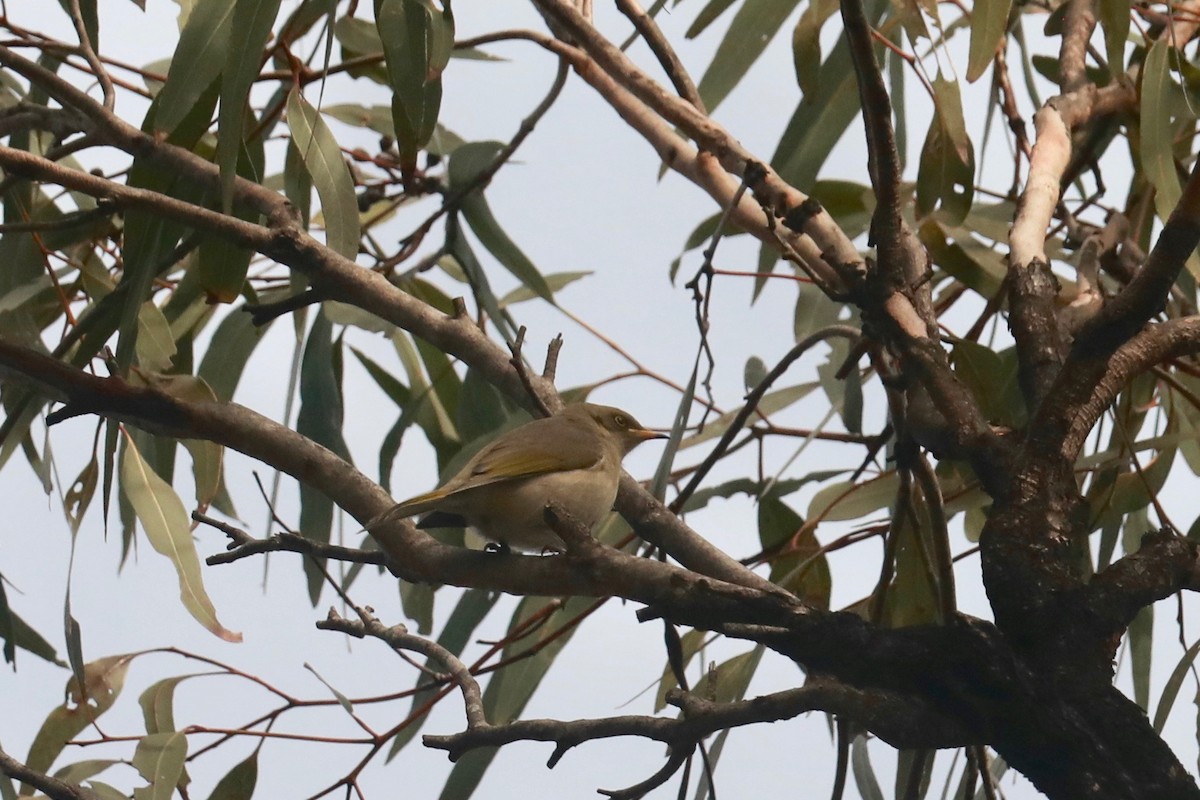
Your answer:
614;414;628;427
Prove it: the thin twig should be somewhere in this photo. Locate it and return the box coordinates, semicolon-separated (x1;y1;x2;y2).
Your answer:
65;0;114;110
614;0;704;112
671;324;861;513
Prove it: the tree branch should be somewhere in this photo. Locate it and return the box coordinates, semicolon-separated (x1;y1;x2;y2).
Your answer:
0;749;96;800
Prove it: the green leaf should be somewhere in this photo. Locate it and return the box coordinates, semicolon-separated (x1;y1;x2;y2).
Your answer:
1142;40;1183;225
0;594;61;666
131;731;188;800
883;489;940;628
1129;604;1153;710
654;629;707;711
297;311;352;604
744;356;768;392
376;0;454;171
82;782;129;800
305;662;355;713
680;382;819;449
139;676;195;735
120;432;242;641
916;75;975;225
22;654;136;792
770;0;883;191
919;218;1005;299
53;760;120;786
807;472;899;523
459;193;554;303
287;88;361;259
690;646;765;799
154;0;233;135
791;0;839;95
323;103;395;138
686;0;737;38
1099;0;1130;79
445;139;504;192
399;581;435;635
950;341;1025;426
966;0;1012;82
218;0;282;208
196;304;270;402
696;0;802;113
498;271;591;307
206;751;258;800
851;735;885;800
759;497;831;607
196;123;263;302
135;301;177;373
1153;637;1200;733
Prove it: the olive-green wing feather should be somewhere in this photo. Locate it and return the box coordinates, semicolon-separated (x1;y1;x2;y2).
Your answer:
366;415;604;530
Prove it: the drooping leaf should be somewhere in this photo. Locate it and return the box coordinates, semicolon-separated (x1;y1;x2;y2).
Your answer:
851;735;885;800
685;0;738;38
287;88;361;259
131;731;188;800
916;75;975;225
0;588;61;667
696;0;802;112
498;271;591;308
154;0;233;135
22;654;136;792
205;751;258;800
1099;0;1130;79
196;304;270;402
120;432;241;642
966;0;1012;82
1141;38;1192;281
759;497;831;607
459;194;554;303
919;219;1005;300
1153;637;1200;733
791;0;839;95
139;676;196;735
808;471;900;523
296;311;352;604
950;341;1025;427
654;629;707;711
217;0;282;208
376;0;454;172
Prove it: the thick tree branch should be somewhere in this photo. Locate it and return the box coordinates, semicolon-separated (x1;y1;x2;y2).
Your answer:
0;749;95;800
424;681;973;764
1085;529;1200;637
841;0;931;313
1059;317;1200;463
529;0;861;286
1007;77;1137;409
1074;159;1200;359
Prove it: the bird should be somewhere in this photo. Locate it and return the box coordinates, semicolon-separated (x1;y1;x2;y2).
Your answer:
366;403;666;551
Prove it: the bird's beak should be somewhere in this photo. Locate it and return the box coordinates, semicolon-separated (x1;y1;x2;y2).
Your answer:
637;429;670;441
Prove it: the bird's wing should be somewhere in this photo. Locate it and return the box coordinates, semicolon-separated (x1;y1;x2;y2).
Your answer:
364;486;447;528
367;415;605;529
460;428;603;488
